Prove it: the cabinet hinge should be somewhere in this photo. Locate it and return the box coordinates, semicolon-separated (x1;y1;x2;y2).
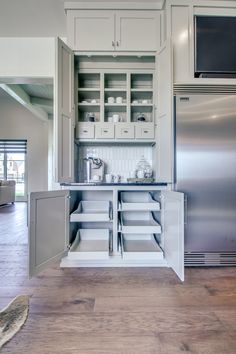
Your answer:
67;243;72;251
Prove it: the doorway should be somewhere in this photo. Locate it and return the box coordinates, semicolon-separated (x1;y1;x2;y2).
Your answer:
0;139;27;201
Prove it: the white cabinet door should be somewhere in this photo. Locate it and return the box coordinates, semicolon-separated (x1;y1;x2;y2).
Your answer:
55;38;75;183
156;40;173;182
67;10;115;51
116;11;160;51
29;190;70;278
162;191;184;281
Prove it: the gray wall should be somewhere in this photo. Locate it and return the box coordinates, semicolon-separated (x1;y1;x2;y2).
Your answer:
0;89;49;194
0;0;66;37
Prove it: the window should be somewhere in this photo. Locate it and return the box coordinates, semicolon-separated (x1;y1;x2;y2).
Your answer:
0;140;27;200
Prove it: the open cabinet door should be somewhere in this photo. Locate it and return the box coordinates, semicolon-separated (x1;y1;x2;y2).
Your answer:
162;191;184;281
55;38;75;183
156;39;173;183
29;190;70;278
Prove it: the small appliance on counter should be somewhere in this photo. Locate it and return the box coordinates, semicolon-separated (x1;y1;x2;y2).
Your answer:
83;157;105;183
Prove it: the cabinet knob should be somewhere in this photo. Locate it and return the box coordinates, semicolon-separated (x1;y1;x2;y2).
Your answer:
112;41;115;47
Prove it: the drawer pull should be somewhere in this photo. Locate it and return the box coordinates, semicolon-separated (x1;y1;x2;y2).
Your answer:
83;130;88;133
123;130;128;133
144;130;149;133
103;130;108;133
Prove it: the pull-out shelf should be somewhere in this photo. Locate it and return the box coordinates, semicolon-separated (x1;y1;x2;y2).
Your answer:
68;229;110;260
120;192;160;211
120;211;161;234
70;201;111;222
120;234;163;260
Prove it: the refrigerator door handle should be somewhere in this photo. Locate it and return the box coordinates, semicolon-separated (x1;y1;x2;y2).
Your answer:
184;196;187;225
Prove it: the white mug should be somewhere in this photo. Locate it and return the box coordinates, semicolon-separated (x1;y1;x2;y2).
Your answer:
108;116;113;123
116;97;123;104
105;174;113;183
108;97;115;104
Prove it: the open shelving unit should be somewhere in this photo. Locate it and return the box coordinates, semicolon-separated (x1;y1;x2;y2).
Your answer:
76;69;155;140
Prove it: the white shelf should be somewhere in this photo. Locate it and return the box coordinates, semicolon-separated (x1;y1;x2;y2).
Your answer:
120;234;163;260
120;192;160;211
120;211;161;233
131;103;153;107
131;88;153;92
78;103;100;106
70;201;111;222
78;88;100;91
105;103;127;106
68;229;110;260
105;88;127;92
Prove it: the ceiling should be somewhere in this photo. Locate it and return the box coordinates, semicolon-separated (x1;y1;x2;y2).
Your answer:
0;84;53;120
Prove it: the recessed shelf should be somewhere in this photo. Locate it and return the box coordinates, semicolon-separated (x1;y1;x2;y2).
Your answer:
78;88;100;92
131;104;153;107
105;103;127;107
131;89;153;92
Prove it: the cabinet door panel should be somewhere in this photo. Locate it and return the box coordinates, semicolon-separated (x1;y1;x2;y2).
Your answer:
156;40;173;182
29;190;69;278
67;10;115;51
116;11;160;51
55;38;74;183
162;190;184;281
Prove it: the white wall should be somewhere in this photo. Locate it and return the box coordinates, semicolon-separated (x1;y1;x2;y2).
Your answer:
0;89;49;194
0;0;66;37
0;38;55;79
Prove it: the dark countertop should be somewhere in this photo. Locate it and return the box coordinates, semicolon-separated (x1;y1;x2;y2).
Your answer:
62;182;167;186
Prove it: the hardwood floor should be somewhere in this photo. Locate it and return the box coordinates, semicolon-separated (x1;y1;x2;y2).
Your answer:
1;203;236;353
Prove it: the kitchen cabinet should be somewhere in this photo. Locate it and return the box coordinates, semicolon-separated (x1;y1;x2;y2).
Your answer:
55;37;173;183
66;10;160;52
29;186;184;281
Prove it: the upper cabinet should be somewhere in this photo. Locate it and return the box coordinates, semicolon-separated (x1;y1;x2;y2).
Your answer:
66;10;160;53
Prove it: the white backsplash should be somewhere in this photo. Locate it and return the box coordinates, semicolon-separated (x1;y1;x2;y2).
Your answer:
78;145;153;182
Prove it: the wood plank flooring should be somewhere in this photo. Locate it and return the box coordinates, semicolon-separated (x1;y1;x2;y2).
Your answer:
1;202;236;353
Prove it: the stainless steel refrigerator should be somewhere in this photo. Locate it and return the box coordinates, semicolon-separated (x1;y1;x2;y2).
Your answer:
175;94;236;265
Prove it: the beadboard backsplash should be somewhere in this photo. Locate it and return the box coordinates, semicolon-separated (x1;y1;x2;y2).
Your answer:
77;145;153;182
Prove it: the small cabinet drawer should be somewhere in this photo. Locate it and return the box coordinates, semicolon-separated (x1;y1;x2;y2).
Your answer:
135;124;155;139
76;123;94;139
95;124;114;139
116;124;134;139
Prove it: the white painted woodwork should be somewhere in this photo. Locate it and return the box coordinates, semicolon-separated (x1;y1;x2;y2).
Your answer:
29;190;69;278
120;192;160;211
68;229;110;260
167;0;236;85
121;234;164;261
29;185;184;280
76;122;95;139
64;2;165;11
135;123;155;139
55;38;75;183
95;123;115;139
115;11;160;51
156;40;173;183
67;10;160;52
162;190;184;282
170;5;190;83
116;124;135;139
67;10;115;51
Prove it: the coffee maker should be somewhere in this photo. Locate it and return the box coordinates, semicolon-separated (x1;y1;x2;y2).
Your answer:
84;157;105;183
